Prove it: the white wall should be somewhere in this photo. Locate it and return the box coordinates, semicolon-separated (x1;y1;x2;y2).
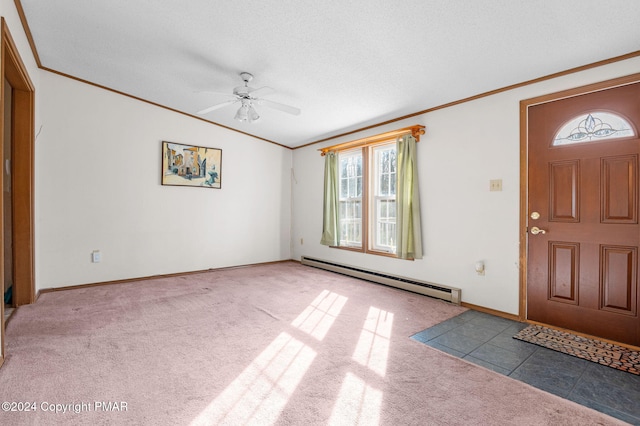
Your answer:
292;56;640;315
35;72;292;290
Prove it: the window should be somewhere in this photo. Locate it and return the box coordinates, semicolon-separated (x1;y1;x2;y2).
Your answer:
320;125;424;259
372;145;396;252
338;142;397;255
553;112;635;146
338;150;363;247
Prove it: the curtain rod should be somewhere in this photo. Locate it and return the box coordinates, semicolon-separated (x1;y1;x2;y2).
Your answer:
318;125;425;156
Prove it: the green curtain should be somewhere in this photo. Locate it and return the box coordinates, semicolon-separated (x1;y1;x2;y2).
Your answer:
320;152;339;246
396;135;423;259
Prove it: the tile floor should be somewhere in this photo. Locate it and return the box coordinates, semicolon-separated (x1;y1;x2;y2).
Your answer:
411;310;640;425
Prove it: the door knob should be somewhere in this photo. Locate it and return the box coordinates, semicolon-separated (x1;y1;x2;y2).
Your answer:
530;226;546;235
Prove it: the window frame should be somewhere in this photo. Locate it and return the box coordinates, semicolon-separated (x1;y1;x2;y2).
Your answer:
337;148;364;248
370;144;397;253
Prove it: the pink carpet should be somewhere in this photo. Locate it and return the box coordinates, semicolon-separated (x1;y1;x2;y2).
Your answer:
0;262;625;425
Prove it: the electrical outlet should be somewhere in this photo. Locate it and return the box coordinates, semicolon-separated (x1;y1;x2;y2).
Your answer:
91;250;101;263
300;238;304;245
489;179;502;192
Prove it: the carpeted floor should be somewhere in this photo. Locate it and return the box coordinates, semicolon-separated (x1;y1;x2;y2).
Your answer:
0;262;627;425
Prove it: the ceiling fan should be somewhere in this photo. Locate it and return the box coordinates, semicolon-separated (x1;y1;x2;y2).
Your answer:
197;72;301;123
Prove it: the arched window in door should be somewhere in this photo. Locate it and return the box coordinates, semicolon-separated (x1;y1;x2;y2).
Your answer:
553;111;635;146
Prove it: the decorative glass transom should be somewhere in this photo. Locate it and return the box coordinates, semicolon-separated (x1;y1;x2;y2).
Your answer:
553;112;635;146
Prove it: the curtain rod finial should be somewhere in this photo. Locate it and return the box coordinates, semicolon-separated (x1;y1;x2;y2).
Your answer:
412;127;426;139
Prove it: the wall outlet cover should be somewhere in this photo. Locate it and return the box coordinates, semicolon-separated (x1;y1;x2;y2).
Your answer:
489;179;503;192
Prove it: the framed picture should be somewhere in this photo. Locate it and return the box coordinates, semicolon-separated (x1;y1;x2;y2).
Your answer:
161;141;222;189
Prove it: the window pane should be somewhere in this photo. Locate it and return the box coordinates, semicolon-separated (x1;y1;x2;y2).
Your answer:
374;198;396;251
340;178;347;198
374;145;397;197
376;221;396;249
389;150;396;195
372;144;397;253
348;201;361;219
381;174;389;195
553;112;635;146
338;149;363;248
382;151;389;173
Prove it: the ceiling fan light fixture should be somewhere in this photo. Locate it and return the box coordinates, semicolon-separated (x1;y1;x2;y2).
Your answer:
235;101;260;123
248;105;260;123
234;104;249;122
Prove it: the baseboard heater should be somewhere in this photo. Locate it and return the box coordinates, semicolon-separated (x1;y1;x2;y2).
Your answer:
300;256;461;305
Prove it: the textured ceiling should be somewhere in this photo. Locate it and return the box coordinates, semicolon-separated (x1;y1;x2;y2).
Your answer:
18;0;640;147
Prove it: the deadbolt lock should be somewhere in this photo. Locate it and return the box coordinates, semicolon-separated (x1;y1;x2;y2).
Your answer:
530;211;540;220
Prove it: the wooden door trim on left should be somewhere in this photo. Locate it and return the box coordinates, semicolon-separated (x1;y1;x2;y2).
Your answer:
1;18;35;364
518;72;640;322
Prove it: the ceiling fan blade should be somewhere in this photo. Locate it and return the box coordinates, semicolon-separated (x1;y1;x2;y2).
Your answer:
197;99;238;115
248;86;275;98
197;90;236;97
259;99;301;116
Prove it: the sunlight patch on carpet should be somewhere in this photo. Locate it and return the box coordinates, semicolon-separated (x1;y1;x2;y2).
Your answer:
291;290;348;341
352;307;394;377
329;372;383;425
190;332;316;425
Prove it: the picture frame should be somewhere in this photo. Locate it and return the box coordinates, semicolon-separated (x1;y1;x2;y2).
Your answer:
161;141;222;189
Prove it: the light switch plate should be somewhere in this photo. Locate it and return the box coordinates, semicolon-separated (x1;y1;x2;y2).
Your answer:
489;179;502;192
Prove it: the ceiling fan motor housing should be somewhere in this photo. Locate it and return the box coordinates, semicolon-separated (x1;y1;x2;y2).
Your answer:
234;72;254;98
233;86;252;97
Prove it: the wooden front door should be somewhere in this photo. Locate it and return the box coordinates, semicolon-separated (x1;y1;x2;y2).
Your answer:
527;79;640;346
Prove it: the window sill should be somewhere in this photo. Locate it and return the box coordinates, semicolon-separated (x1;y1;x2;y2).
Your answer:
329;245;413;261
